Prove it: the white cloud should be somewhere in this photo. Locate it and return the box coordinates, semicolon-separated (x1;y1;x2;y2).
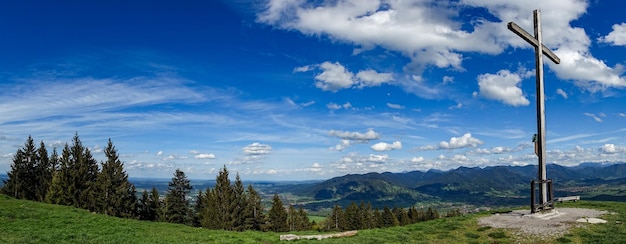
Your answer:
328;129;380;141
356;69;394;87
583;113;603;123
439;133;483;149
371;141;402;151
330;139;351;151
309;162;322;172
314;62;355;92
260;0;626;95
443;76;454;84
411;156;424;163
600;144;626;154
556;89;568;99
417;145;436;151
156;151;163;156
599;23;626;46
195;153;216;159
386;103;405;109
367;154;389;163
294;65;313;72
243;142;272;155
477;70;530;106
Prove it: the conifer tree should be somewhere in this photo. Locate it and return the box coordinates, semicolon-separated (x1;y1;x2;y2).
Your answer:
230;173;246;231
268;194;288;232
297;206;311;231
325;204;345;231
95;139;136;218
243;184;264;231
359;201;373;229
46;144;73;205
34;141;52;202
148;186;162;221
164;169;192;224
1;136;39;200
213;166;233;230
287;204;298;231
344;202;362;230
138;190;151;220
381;206;399;227
200;188;220;229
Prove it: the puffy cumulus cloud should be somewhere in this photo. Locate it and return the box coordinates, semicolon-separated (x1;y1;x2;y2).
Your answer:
599;23;626;46
356;69;394;88
439;133;483;149
411;156;424;163
314;62;355;92
550;49;626;92
330;139;352;151
156;151;163;156
259;0;626;95
371;141;402;151
243;142;272;155
302;62;394;92
328;129;380;141
477;70;530;106
195;153;216;159
600;144;626;154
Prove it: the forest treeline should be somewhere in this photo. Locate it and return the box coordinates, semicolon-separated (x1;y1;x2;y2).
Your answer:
1;134;459;232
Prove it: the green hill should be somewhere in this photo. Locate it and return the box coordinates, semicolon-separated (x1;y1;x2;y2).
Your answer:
2;194;626;243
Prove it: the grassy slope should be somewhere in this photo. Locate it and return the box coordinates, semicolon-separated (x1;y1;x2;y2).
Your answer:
1;194;624;244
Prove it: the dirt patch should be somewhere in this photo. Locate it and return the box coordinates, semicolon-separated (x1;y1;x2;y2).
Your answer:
479;208;607;241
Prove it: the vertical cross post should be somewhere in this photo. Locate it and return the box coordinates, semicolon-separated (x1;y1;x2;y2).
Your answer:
533;10;548;210
507;9;560;213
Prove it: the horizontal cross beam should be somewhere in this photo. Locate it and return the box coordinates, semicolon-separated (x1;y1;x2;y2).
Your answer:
507;22;561;64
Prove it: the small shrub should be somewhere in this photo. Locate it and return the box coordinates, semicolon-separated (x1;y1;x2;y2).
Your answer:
477;226;491;232
487;231;507;239
464;232;480;239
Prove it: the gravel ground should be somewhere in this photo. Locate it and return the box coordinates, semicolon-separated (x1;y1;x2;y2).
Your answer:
478;208;608;241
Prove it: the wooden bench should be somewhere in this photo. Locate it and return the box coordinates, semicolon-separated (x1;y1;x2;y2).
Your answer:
555;196;580;203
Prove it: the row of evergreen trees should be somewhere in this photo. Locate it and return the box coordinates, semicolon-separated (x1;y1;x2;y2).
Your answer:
1;134;458;233
0;134;309;231
1;134;137;217
323;202;450;231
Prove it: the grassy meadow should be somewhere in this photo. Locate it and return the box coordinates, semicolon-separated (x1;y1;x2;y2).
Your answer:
1;194;625;243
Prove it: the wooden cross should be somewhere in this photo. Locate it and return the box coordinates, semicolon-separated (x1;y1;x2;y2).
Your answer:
507;10;560;213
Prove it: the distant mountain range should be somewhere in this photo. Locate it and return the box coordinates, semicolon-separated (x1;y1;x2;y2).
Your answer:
289;163;626;209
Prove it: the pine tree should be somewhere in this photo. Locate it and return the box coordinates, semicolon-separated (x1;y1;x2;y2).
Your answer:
230;173;246;231
243;184;264;231
200;188;220;229
1;136;38;200
287;204;298;231
325;204;345;231
381;206;399;227
46;144;74;205
213;166;233;230
359;201;373;229
268;194;288;232
164;169;192;224
138;189;151;220
95;139;136;218
148;187;162;221
34;141;52;202
344;202;362;230
297;206;311;231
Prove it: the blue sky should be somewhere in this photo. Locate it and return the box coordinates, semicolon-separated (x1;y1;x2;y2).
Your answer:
1;0;626;181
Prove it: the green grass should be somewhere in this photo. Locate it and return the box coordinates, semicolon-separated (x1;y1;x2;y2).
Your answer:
1;194;624;243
